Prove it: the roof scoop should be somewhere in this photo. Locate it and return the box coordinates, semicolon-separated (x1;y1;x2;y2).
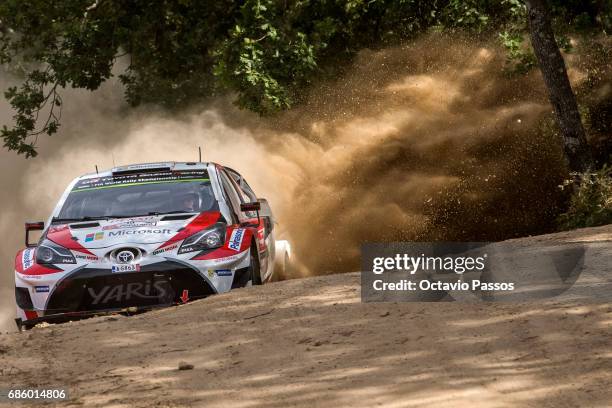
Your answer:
112;162;173;177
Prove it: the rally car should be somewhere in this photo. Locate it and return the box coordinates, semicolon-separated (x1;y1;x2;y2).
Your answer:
14;162;291;330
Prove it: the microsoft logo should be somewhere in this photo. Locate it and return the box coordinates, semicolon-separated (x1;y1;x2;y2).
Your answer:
85;232;104;242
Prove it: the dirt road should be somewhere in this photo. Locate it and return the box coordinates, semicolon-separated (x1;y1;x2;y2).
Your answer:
0;225;610;407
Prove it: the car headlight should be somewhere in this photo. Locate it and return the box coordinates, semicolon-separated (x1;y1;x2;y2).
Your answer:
36;240;76;264
178;223;226;254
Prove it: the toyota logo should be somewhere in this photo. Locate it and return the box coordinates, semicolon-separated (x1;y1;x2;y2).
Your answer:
116;250;135;264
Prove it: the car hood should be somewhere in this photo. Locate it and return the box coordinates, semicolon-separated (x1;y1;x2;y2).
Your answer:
46;212;222;250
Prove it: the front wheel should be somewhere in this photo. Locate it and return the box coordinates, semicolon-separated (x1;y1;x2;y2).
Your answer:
250;244;262;286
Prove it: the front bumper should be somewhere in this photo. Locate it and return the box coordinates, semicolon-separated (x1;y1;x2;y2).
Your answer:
46;260;216;313
15;253;251;329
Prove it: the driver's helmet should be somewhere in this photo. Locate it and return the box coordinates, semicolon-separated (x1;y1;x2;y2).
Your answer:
176;192;199;211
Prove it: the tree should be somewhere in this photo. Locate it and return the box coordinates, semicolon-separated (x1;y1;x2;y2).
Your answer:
524;0;593;172
0;0;609;158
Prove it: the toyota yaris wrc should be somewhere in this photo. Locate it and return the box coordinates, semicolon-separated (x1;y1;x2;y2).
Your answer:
14;162;291;330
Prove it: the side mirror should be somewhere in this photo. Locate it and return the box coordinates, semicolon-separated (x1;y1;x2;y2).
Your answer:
257;198;273;218
25;221;45;248
239;202;261;227
257;198;275;235
240;202;261;212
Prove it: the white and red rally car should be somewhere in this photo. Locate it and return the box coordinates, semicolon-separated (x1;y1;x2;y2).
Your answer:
14;162;291;330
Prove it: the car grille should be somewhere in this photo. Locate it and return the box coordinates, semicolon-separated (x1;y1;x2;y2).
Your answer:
46;261;214;313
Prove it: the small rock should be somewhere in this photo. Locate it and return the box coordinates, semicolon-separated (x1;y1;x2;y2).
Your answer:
178;361;194;371
380;311;391;317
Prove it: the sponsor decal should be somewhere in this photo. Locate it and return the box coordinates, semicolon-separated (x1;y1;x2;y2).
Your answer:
22;248;35;270
72;171;209;192
209;253;242;264
85;232;104;242
216;269;232;277
103;217;159;230
228;228;245;252
111;264;141;273
75;254;99;261
108;228;172;237
152;244;178;256
34;285;50;293
88;280;168;305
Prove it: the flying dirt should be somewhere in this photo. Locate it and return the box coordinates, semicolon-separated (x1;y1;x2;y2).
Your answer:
0;33;610;332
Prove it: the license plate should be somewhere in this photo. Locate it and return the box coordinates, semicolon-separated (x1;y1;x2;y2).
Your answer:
111;264;140;273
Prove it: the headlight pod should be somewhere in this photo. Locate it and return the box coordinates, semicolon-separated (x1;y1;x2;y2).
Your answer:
36;240;76;264
178;223;226;254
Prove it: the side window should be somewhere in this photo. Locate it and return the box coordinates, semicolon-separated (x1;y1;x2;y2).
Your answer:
226;169;257;202
219;170;244;222
231;179;250;204
239;179;257;202
222;169;258;219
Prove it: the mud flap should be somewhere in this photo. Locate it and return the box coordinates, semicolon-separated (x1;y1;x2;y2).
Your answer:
231;267;251;288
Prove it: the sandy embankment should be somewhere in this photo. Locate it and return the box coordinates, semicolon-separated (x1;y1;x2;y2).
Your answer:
0;225;610;407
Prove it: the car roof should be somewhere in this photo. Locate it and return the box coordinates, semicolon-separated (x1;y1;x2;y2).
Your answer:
77;161;220;180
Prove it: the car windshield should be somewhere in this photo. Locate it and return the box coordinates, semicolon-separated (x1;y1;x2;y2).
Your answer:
57;170;219;220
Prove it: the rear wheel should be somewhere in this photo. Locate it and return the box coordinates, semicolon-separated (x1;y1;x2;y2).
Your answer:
250;244;262;285
273;253;291;281
272;240;292;281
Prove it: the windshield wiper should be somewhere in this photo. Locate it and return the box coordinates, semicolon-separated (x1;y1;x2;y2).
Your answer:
51;216;107;224
51;215;138;224
146;211;196;216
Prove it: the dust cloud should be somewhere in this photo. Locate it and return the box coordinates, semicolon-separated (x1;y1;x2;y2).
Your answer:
1;33;583;331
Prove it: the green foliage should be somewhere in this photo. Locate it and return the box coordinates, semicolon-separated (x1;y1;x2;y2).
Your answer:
440;0;490;31
213;0;317;113
1;69;62;158
558;165;612;229
549;0;612;33
0;0;611;156
499;31;536;74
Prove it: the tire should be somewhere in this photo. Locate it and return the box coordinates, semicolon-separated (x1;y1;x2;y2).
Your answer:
275;253;291;281
250;244;262;285
273;240;292;281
